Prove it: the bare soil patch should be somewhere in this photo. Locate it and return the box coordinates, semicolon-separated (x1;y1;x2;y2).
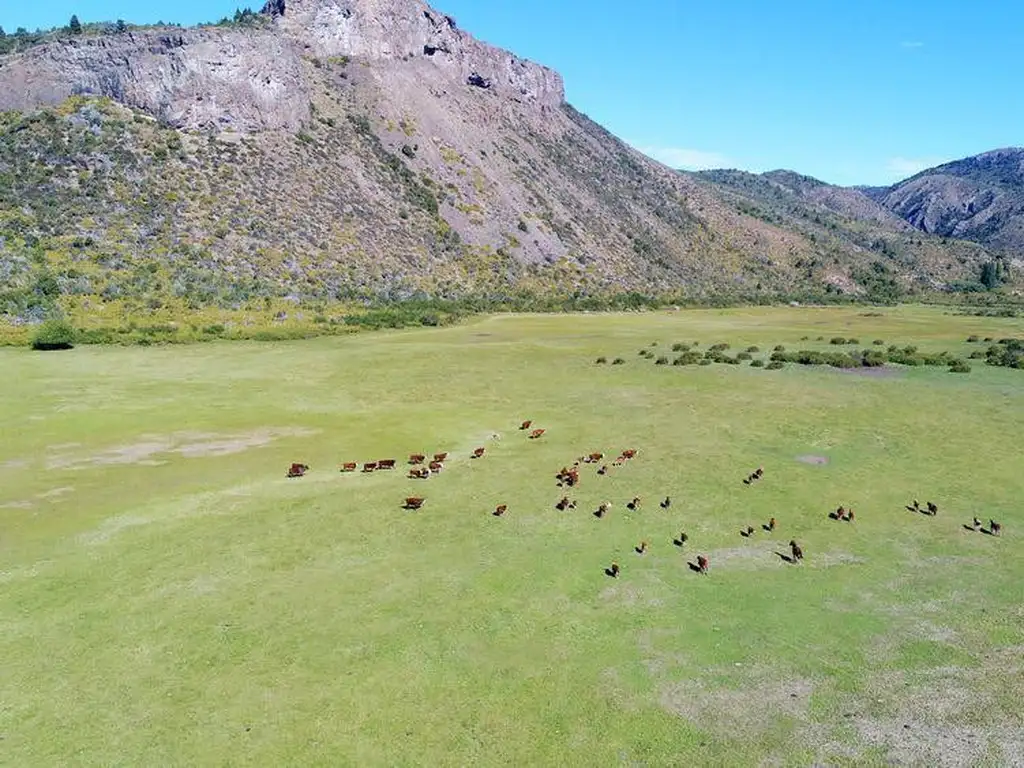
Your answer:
796;454;829;465
47;428;319;470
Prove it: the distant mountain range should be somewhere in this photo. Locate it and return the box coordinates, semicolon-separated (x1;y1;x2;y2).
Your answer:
0;0;1018;321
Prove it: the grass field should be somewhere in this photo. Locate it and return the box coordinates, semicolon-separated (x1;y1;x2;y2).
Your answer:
2;305;1022;767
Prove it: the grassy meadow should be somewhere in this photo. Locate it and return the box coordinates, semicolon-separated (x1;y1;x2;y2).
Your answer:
1;305;1022;766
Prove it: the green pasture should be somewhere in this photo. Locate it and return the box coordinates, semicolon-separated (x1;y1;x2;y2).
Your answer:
1;305;1022;766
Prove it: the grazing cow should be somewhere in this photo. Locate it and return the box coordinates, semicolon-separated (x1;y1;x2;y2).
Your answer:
408;467;430;479
912;499;920;510
636;541;648;554
607;562;621;578
926;502;938;515
626;496;641;511
846;509;855;523
789;540;804;561
340;462;357;473
409;454;426;465
472;447;486;459
743;525;755;537
767;517;776;531
696;555;709;574
595;502;611;518
428;461;444;473
287;463;309;478
587;452;604;463
597;465;609;476
520;420;532;430
378;459;396;470
493;504;507;517
433;452;449;462
555;496;576;511
972;516;982;530
990;520;1002;536
660;496;671;509
529;429;546;439
621;449;637;460
403;497;425;510
362;462;377;473
675;532;689;546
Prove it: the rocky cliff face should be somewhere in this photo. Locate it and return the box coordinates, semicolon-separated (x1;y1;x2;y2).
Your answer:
268;0;564;108
0;0;563;133
0;29;311;131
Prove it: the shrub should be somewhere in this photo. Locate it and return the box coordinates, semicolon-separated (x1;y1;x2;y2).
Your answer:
830;337;847;345
816;336;824;341
655;356;669;365
967;335;980;343
673;351;703;366
746;346;759;353
709;342;730;352
903;345;918;354
984;337;993;342
847;337;860;345
31;318;75;351
671;342;690;352
750;359;765;368
699;358;713;366
873;339;885;345
773;345;786;352
766;360;785;370
800;336;809;341
612;358;625;365
968;350;986;359
595;356;607;364
949;359;971;373
860;350;887;367
736;352;752;360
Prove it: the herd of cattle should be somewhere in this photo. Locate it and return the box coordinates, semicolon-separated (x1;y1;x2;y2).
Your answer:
285;423;1004;578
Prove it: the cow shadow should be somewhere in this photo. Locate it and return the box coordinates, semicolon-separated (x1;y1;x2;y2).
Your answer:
740;530;752;538
687;562;702;573
604;567;618;578
762;524;773;532
775;551;796;564
673;538;685;547
963;524;979;532
981;527;997;536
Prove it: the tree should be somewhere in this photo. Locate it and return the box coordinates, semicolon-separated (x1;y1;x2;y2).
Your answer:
68;15;82;34
980;261;1000;290
114;19;127;33
0;26;6;39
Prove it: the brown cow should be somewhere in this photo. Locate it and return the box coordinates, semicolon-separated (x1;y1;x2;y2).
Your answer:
377;459;396;470
434;452;449;462
789;540;804;561
362;462;377;473
587;452;604;463
990;519;1002;536
408;467;430;479
340;462;357;473
607;562;620;578
287;463;309;478
520;420;532;430
529;429;546;439
926;501;938;515
409;454;426;465
767;517;776;531
696;555;709;574
403;497;425;510
428;461;444;473
472;447;486;459
621;449;637;460
493;504;507;517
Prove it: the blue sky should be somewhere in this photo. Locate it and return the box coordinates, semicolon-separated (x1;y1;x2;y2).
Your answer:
3;0;1020;186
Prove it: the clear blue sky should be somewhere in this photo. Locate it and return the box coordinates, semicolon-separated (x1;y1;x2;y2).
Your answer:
3;0;1021;186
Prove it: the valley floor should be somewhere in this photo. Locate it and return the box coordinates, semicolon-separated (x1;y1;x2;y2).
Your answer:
1;305;1022;766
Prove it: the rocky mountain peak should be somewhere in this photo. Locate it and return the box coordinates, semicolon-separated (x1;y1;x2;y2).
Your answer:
265;0;564;107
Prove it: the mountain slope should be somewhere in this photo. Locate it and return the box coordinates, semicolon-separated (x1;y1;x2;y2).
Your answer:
0;0;1007;323
870;148;1024;252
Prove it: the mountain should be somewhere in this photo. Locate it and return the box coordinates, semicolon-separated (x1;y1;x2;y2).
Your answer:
868;148;1024;253
0;0;1009;323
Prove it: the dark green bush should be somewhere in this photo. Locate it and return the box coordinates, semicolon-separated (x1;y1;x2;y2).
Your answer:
847;337;860;345
709;343;730;352
872;339;884;345
595;356;607;364
31;318;75;350
773;345;785;352
746;346;759;353
736;352;752;360
671;342;690;352
966;335;979;343
612;358;625;365
699;358;713;366
949;360;971;373
750;359;765;368
766;360;785;370
830;337;847;345
673;351;703;366
655;356;669;365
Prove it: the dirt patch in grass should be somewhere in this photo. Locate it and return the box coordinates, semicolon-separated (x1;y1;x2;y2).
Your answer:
796;454;829;465
47;428;319;470
834;366;903;379
660;669;815;737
